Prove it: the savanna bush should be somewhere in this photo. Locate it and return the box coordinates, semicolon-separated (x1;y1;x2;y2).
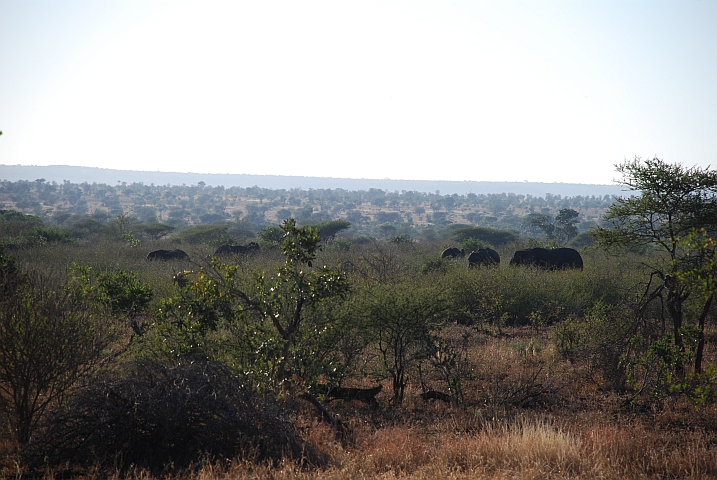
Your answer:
30;360;313;474
554;301;638;390
446;248;642;329
0;250;118;447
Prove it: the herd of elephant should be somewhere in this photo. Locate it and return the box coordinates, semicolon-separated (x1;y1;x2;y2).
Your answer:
146;242;260;261
145;242;583;271
442;246;583;270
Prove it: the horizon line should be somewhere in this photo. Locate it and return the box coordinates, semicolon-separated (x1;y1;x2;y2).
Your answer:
1;164;620;187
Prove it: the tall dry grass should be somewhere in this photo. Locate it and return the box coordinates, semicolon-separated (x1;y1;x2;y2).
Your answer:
46;414;715;479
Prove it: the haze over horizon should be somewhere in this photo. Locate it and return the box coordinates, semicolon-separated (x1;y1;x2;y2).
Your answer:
1;1;716;185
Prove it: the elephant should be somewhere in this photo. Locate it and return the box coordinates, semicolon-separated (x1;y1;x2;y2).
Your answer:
213;242;260;256
509;247;583;270
441;247;465;259
146;249;189;261
468;248;500;267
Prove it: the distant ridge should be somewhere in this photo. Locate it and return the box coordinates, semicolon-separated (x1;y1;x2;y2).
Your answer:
0;165;626;198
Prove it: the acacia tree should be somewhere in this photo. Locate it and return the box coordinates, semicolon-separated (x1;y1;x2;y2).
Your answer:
362;279;449;405
594;157;717;378
678;229;717;374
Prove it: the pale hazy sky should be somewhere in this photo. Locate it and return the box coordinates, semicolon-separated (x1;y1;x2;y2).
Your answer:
1;1;716;184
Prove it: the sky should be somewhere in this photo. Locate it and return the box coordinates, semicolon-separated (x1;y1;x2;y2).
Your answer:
1;1;716;185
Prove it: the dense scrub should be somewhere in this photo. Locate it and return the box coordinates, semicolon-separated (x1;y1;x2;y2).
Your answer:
4;229;715;478
2;165;717;478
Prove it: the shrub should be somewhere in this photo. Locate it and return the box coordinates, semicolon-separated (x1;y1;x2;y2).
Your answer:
30;361;313;473
0;254;117;447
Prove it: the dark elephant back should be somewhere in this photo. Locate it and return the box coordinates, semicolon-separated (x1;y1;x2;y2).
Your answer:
147;249;189;261
441;247;465;259
468;248;500;267
551;247;583;270
510;247;582;270
214;243;260;257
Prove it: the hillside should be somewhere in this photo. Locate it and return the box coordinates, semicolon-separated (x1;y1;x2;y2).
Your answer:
0;164;626;198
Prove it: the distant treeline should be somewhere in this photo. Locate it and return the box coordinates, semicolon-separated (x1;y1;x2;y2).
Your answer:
0;178;615;243
0;164;627;197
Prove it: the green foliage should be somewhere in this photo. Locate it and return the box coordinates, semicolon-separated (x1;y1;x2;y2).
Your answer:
553;301;636;390
525;208;579;245
448;265;594;329
452;226;518;246
10;226;75;248
568;231;595;248
460;237;485;253
310;219;351;242
133;223;176;241
678;229;717;300
0;210;43;240
255;218;350;382
155;266;249;361
359;277;449;405
104;213;140;246
389;235;413;244
331;238;352;251
67;265;154;336
172;224;231;246
0;257;118;445
594;157;717;380
421;256;448;275
257;225;284;248
152;218;350;386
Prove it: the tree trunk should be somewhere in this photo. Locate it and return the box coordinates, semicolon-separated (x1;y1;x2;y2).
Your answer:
666;288;685;378
695;295;714;375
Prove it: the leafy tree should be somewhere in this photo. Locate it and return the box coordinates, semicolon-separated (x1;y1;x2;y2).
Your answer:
68;265;154;337
0;253;117;446
525;208;579;245
172;224;230;245
104;213;140;246
452;226;518;246
677;229;717;374
275;208;292;222
11;226;75;248
555;208;580;241
133;223;176;241
257;225;284;247
362;279;449;405
156;218;349;385
0;210;43;240
310;219;351;242
255;218;350;381
594;157;717;378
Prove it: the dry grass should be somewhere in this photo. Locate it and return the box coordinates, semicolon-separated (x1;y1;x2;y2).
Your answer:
34;414;714;479
12;327;717;479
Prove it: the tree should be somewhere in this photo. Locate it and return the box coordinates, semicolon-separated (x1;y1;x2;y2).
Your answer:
0;250;117;446
68;265;154;337
451;226;518;246
257;225;284;247
311;219;351;242
677;229;717;374
554;208;580;243
525;208;579;245
594;157;717;378
156;218;349;385
133;223;176;241
362;279;449;405
255;218;350;382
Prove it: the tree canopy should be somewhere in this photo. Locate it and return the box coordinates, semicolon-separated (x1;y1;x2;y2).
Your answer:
594;157;717;376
